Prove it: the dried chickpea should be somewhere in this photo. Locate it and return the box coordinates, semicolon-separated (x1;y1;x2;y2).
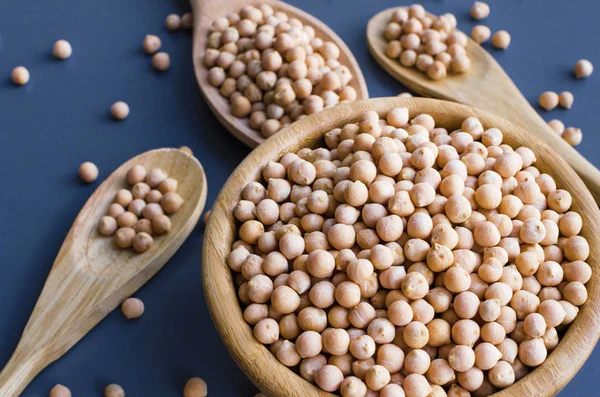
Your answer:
574;59;593;79
491;30;511;50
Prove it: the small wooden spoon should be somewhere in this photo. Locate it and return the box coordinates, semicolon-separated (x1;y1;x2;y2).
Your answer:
191;0;369;148
367;7;600;203
0;148;207;396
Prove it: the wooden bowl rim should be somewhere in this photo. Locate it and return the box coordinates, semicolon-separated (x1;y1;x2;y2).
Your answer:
202;97;600;397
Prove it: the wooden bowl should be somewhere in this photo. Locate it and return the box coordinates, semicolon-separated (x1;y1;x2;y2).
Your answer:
202;97;600;397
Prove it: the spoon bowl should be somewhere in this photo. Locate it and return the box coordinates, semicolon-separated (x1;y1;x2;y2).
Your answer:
203;97;600;397
191;0;369;148
367;6;600;203
0;148;207;396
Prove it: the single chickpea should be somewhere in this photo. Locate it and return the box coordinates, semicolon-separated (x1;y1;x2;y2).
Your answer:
165;14;181;31
143;34;162;54
539;91;559;111
563;127;583;146
78;162;99;183
315;365;344;392
109;101;130;120
471;25;491;43
559;91;574;109
52;39;72;60
471;2;490;19
121;297;144;319
254;318;279;344
11;66;30;85
152;52;171;71
452;319;480;347
340;376;368;397
403;373;432;397
183;377;207;397
491;30;511;50
518;337;547;366
403;321;429;349
49;384;71;397
563;281;587;306
574;59;593;79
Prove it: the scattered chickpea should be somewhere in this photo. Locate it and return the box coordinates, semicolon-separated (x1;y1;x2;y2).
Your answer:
539;91;559;111
49;384;71;397
11;66;30;85
471;2;490;20
165;14;182;31
574;59;593;79
111;101;130;120
471;25;491;44
79;161;99;183
183;377;208;397
559;91;574;109
121;297;145;319
491;30;511;50
152;52;171;71
563;127;583;146
143;35;162;54
104;384;125;397
52;40;72;60
181;13;194;30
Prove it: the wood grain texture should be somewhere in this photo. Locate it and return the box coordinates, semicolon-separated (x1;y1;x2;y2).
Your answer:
0;148;207;396
203;97;600;397
367;7;600;204
191;0;369;148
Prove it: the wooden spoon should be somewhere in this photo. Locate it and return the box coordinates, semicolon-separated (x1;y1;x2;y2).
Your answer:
0;148;207;396
191;0;369;148
367;7;600;203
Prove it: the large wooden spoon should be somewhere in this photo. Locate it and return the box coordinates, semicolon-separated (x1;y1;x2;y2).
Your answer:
367;7;600;203
191;0;369;148
0;148;207;396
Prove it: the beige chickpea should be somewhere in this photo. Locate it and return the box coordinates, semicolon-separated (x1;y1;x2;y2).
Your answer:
403;321;429;349
104;384;125;397
49;384;72;397
152;52;170;71
315;365;344;392
11;66;30;85
78;162;99;183
564;260;592;284
539;91;559;111
518;337;547;366
121;297;145;319
254;318;279;344
471;25;491;43
563;281;587;306
145;190;162;204
452;319;480;347
491;30;511;49
99;216;118;236
574;59;593;79
403;373;431;397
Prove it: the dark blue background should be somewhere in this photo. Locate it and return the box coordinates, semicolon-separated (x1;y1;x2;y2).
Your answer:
0;0;598;395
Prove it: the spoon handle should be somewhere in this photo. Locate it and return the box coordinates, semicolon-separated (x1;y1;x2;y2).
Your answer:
464;76;600;203
0;350;44;396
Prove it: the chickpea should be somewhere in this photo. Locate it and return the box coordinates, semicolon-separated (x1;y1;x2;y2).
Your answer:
491;30;511;49
182;377;207;397
574;59;593;79
49;385;71;397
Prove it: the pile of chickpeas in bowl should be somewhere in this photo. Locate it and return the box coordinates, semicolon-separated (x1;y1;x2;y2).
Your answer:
227;106;591;397
203;4;357;138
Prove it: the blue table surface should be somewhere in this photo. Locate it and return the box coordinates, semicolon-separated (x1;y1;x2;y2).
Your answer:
1;0;599;395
